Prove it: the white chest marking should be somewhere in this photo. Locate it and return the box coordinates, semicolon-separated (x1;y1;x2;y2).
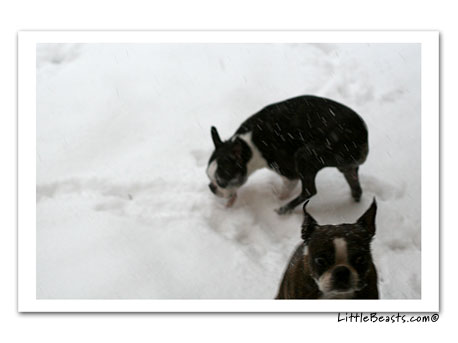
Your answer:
302;245;309;256
236;132;268;176
333;238;348;264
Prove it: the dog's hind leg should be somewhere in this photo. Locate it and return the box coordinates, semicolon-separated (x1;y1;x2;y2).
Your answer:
275;145;362;214
338;166;362;202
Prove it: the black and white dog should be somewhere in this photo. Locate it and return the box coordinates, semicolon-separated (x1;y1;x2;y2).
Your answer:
207;95;369;214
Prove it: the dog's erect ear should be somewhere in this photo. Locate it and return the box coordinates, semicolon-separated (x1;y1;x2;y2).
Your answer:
211;126;223;148
301;201;318;244
357;198;377;236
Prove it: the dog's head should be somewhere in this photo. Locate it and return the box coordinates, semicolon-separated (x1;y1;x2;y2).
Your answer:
206;126;252;199
301;199;377;298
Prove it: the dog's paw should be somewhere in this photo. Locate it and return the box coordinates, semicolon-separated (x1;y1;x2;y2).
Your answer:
275;206;293;215
352;189;362;202
225;193;237;208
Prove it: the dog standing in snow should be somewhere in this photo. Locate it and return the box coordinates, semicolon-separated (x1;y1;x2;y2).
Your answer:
276;199;379;299
206;95;369;214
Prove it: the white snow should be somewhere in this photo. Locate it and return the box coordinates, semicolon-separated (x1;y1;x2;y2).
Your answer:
36;43;421;299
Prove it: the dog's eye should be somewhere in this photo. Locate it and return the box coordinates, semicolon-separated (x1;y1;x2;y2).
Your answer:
216;179;227;188
215;176;228;188
354;255;367;265
314;257;327;267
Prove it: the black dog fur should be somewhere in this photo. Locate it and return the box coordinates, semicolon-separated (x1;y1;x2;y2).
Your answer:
207;95;369;214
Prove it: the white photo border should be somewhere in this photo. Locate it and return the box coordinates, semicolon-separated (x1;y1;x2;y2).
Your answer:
18;31;439;312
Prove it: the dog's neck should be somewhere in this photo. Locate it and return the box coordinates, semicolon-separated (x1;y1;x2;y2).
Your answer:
233;132;268;176
318;290;356;299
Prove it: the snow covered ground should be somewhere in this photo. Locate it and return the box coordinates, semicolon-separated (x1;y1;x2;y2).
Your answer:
36;43;421;299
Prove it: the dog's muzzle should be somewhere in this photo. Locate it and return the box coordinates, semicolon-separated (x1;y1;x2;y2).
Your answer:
332;266;352;291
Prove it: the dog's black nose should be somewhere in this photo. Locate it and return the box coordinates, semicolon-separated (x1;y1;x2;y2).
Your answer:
209;183;217;194
332;266;351;290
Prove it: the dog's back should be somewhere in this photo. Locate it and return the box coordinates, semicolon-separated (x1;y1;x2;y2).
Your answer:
236;95;369;178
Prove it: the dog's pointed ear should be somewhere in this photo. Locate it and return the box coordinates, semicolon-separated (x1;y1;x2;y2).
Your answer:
301;201;317;244
357;197;377;236
211;126;223;148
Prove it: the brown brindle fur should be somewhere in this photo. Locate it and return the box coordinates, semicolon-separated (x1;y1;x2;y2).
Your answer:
276;243;379;299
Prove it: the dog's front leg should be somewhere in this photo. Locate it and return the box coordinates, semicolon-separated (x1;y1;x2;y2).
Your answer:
275;150;319;215
275;175;317;214
277;177;299;200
